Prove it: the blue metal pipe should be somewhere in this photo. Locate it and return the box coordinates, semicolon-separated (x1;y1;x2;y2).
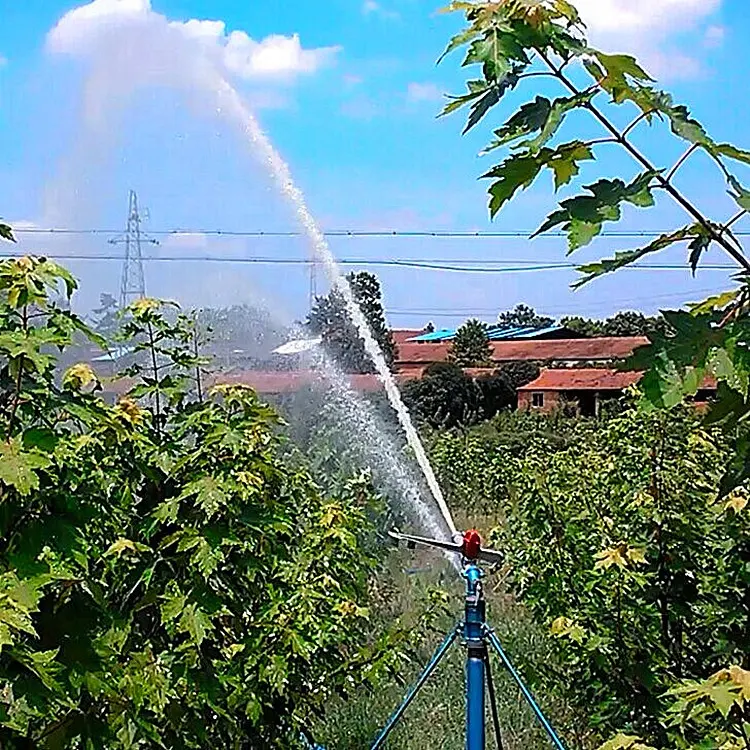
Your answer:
484;626;567;750
466;648;486;750
463;563;486;750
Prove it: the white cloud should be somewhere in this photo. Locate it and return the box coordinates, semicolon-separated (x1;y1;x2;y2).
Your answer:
407;82;443;103
574;0;723;80
48;0;340;82
37;0;342;228
704;25;725;48
161;231;209;252
362;1;400;20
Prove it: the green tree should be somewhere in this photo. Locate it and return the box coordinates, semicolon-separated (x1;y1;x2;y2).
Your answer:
0;250;421;748
449;318;493;367
561;316;606;337
497;304;554;329
561;312;671;339
430;407;750;749
198;304;288;370
498;361;541;392
439;0;750;477
403;362;484;428
438;4;750;742
307;272;397;374
89;293;120;342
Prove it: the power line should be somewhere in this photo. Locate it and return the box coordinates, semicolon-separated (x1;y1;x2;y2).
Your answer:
386;286;725;318
0;252;738;274
12;227;750;239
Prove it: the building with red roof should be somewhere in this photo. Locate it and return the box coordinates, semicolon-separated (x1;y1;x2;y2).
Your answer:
518;368;717;416
395;337;650;377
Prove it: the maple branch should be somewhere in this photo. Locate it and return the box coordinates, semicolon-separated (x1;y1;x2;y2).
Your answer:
586;137;619;147
666;144;701;183
146;320;162;439
723;210;748;231
537;49;750;274
622;109;657;138
518;71;557;80
7;305;28;435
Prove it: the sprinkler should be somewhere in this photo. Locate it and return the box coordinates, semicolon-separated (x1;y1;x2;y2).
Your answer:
369;529;568;750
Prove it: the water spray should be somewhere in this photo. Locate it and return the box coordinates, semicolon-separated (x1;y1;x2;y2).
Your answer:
213;76;457;539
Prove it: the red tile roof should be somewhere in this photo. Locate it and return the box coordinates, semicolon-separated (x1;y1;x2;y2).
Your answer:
98;371;385;396
518;368;644;392
396;337;649;366
391;328;427;345
210;371;383;394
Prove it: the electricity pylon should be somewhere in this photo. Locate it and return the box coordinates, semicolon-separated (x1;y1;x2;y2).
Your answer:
109;190;158;310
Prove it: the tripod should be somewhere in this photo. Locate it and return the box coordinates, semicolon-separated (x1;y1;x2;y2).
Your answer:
370;559;567;750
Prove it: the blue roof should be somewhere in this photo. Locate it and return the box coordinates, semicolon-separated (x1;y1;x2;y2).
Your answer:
487;326;537;340
408;329;458;342
513;325;566;339
407;324;566;343
91;345;136;362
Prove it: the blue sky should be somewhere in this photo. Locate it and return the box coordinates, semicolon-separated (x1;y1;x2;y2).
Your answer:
1;0;749;327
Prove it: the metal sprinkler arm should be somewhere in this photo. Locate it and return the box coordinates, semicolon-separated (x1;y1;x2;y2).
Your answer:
388;528;504;566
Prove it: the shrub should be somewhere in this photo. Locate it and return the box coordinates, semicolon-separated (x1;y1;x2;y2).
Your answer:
0;257;406;748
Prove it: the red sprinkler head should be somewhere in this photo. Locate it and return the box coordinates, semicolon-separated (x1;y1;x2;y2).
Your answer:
462;529;482;560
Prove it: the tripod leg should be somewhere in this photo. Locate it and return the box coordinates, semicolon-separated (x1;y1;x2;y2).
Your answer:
483;651;504;750
371;623;461;750
483;626;566;750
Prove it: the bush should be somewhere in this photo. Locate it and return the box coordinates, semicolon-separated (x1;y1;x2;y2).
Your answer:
402;362;484;428
429;407;750;748
403;364;519;430
0;257;406;748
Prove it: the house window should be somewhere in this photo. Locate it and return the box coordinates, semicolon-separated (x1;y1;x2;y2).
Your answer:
532;392;544;408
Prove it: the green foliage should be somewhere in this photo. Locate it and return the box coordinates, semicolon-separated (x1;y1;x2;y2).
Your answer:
483;140;595;215
448;318;492;367
89;293;121;343
402;362;485;428
497;304;554;329
402;362;536;430
439;0;750;447
0;253;411;748
439;21;750;743
307;271;396;374
197;303;288;370
0;223;15;243
440;0;750;275
498;360;541;391
429;407;750;748
533;173;660;253
561;312;671;339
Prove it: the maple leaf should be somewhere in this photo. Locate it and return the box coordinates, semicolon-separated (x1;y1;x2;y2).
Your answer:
0;439;52;496
594;542;645;570
63;363;99;390
115;397;143;425
724;493;748;514
728;665;750;700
